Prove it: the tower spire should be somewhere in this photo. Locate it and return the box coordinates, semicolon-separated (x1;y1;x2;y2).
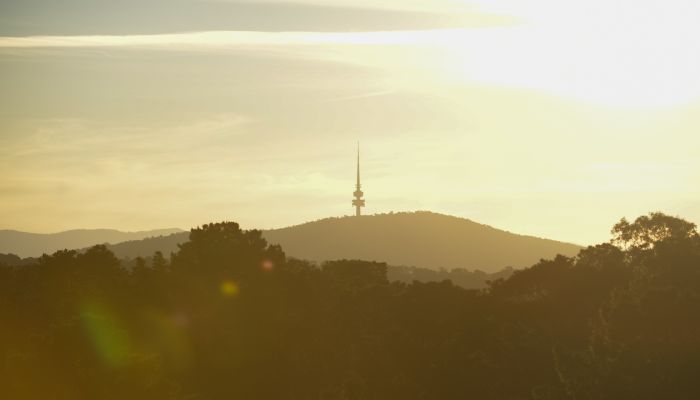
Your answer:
352;142;365;216
356;142;361;188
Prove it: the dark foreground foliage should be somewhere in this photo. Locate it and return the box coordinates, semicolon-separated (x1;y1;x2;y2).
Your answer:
1;213;699;399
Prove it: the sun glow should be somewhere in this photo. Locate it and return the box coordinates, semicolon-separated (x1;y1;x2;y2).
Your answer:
448;0;700;107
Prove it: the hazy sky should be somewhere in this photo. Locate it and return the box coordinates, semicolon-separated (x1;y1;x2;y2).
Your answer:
1;0;699;245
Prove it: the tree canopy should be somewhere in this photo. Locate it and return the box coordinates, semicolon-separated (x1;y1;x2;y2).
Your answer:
1;213;699;399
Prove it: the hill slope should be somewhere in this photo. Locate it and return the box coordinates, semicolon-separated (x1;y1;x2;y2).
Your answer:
0;228;184;258
262;212;581;272
107;232;189;259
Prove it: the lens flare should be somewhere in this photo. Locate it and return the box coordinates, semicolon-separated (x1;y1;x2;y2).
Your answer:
262;259;274;271
220;280;239;296
81;302;131;368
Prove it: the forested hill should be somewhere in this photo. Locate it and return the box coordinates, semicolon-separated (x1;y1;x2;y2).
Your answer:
103;212;580;272
0;228;184;258
263;212;581;272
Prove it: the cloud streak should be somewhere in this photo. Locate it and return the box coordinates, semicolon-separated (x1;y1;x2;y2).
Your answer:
0;29;476;49
0;0;513;36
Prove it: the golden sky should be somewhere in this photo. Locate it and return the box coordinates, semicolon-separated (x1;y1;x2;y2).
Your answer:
1;0;698;244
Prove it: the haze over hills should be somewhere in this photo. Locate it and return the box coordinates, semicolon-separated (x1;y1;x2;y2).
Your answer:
99;212;581;273
0;228;184;258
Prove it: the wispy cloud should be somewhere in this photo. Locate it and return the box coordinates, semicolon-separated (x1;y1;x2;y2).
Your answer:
2;114;251;165
0;29;470;49
0;1;513;36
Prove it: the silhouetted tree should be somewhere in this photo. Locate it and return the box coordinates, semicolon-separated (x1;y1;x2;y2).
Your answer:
611;211;698;250
151;250;168;270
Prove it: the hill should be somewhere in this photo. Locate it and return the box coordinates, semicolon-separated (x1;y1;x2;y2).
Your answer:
262;212;581;272
0;228;184;258
104;212;580;273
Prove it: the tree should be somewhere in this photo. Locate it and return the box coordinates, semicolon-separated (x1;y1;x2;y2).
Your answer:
134;256;147;270
611;212;698;250
151;251;168;271
171;222;285;280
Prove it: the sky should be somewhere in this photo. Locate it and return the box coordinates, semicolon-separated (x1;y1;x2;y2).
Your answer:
1;0;699;245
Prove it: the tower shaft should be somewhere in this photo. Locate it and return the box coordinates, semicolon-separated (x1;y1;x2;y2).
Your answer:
352;143;365;216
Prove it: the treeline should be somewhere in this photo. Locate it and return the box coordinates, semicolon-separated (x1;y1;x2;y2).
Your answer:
1;213;699;399
387;265;513;289
0;253;36;267
0;256;515;290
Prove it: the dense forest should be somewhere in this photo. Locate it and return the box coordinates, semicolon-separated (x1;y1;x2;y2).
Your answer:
1;212;699;399
0;253;509;290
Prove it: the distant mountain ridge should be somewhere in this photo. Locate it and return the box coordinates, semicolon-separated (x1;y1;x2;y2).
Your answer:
102;212;581;273
0;228;184;258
